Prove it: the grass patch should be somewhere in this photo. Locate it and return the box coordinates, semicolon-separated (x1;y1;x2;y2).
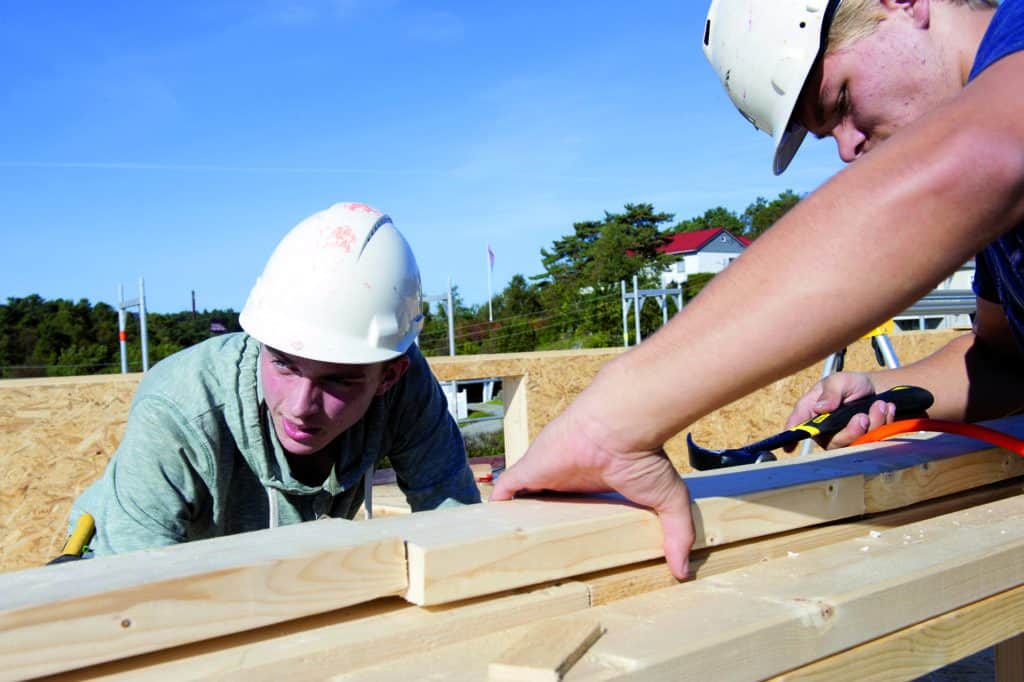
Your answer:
376;429;504;470
464;430;504;459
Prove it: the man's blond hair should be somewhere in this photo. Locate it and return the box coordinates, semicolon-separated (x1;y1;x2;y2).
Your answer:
827;0;999;54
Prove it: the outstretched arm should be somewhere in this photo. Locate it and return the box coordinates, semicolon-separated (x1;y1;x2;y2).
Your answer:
493;52;1024;577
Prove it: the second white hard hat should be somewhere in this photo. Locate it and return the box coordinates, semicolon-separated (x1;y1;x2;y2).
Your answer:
240;202;425;364
702;0;841;175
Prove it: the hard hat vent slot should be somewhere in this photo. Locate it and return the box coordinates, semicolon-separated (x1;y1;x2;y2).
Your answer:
704;19;710;46
357;215;391;259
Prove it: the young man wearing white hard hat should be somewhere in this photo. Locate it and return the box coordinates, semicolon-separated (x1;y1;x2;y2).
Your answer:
493;0;1023;581
66;202;480;556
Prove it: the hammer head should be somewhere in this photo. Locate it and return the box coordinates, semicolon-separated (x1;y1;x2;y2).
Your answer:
686;433;778;471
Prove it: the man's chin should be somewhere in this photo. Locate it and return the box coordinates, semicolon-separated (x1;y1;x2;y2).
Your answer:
283;440;324;456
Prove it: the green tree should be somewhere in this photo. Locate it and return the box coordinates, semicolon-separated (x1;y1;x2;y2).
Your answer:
673;206;744;234
0;295;241;377
535;203;674;346
486;274;544;353
683;272;716;301
742;190;802;240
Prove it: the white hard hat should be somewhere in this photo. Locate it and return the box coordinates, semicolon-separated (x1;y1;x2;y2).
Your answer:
240;202;425;364
702;0;840;175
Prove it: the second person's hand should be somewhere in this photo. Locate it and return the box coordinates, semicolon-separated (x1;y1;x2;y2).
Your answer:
784;372;897;451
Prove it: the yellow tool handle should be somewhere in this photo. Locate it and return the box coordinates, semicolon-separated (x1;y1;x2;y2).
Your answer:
61;512;95;557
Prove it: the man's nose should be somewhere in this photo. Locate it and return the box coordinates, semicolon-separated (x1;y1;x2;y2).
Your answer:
833;122;867;163
289;378;321;416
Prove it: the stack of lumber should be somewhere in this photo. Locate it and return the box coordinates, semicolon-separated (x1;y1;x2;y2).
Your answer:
4;415;1024;681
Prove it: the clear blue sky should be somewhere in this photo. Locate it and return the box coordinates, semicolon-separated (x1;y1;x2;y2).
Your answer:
0;1;846;314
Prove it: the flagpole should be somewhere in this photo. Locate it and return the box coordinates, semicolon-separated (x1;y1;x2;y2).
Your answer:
486;245;494;322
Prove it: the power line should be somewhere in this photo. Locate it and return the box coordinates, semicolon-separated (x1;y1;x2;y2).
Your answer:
418;290;621;345
417;293;627;355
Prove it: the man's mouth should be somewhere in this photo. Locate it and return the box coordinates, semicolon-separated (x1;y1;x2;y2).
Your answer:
281;417;321;443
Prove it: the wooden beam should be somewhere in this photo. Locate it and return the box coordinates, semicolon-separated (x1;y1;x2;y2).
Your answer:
772;585;1024;681
488;619;604;681
51;485;1024;681
0;519;407;681
502;375;530;467
385;473;862;606
582;479;1024;606
332;493;1024;681
45;583;592;681
389;416;1024;606
568;493;1024;681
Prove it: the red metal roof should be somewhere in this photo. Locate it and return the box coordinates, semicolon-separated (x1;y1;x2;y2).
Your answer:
659;228;750;254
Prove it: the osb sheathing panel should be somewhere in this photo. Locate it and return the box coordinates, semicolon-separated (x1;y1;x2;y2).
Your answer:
0;373;140;573
0;330;961;573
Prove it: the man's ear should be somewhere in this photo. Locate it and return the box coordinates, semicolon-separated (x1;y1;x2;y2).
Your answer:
375;355;411;395
881;0;929;28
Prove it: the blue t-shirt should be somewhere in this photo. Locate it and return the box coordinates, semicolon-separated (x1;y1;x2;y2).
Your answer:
971;0;1024;348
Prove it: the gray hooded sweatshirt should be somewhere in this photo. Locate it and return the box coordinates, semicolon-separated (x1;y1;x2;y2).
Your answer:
69;333;480;555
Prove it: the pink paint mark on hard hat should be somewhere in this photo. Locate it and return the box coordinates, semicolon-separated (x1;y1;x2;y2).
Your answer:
346;203;381;215
291;340;304;352
363;281;372;290
323;225;357;253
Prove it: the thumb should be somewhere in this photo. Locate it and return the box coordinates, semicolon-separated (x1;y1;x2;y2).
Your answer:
489;477;515;502
650;483;695;581
814;385;849;414
490;464;530;502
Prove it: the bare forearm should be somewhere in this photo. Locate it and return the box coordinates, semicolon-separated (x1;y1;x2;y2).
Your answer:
865;330;1024;421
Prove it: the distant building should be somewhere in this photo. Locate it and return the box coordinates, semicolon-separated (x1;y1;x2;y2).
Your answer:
209;319;228;335
894;259;976;331
657;228;751;288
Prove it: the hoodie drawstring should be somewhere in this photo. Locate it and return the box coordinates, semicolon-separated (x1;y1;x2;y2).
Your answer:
265;486;280;529
363;463;375;519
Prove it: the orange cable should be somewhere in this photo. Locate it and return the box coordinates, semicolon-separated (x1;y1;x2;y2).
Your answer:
851;418;1024;457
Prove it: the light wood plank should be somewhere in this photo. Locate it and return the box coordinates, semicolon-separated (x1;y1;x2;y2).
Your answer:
333;493;1024;681
56;484;1024;681
384;474;862;606
489;619;604;681
583;479;1024;606
863;438;1024;513
772;584;1024;681
381;417;1024;606
0;519;407;681
502;374;530;468
51;484;1022;681
45;583;591;682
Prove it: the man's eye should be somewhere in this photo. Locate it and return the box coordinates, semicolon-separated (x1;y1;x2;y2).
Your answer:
837;85;849;117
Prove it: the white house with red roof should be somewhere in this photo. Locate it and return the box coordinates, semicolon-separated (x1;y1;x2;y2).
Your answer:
657;227;751;288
